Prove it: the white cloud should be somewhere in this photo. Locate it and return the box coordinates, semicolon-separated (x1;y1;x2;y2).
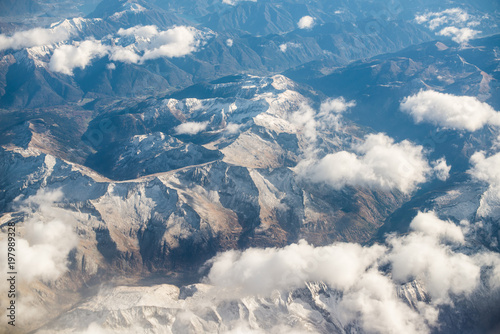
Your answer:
226;38;234;47
108;45;141;64
17;220;77;282
415;8;471;30
432;157;451;181
387;213;479;304
106;63;116;70
337;270;433;334
320;97;356;115
49;39;108;75
297;16;315;29
400;90;500;131
468;151;500;217
0;189;78;282
300;133;431;194
174;121;209;135
206;240;385;295
437;26;480;44
408;211;464;244
142;26;203;60
414;8;481;44
0;25;74;51
117;25;159;39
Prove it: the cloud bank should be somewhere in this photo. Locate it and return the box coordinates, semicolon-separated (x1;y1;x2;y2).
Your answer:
48;25;207;75
299;133;433;194
400;90;500;131
206;211;500;333
0;25;74;51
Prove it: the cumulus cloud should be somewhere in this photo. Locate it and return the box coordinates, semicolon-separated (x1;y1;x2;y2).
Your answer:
108;45;141;63
414;8;481;44
226;38;234;47
297;16;315;29
17;220;77;282
48;25;207;75
468;151;500;217
436;26;480;44
432;157;451;181
49;39;108;75
205;211;500;333
174;121;209;135
141;26;203;60
406;211;465;244
400;90;500;131
0;24;74;51
299;133;431;194
387;212;479;303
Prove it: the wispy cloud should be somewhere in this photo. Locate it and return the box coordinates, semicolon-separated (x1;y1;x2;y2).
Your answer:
415;8;482;44
174;121;209;135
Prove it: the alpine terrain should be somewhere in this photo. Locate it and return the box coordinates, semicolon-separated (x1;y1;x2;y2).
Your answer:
0;0;500;333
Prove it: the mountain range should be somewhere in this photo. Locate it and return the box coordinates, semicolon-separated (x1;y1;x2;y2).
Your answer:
1;0;500;333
